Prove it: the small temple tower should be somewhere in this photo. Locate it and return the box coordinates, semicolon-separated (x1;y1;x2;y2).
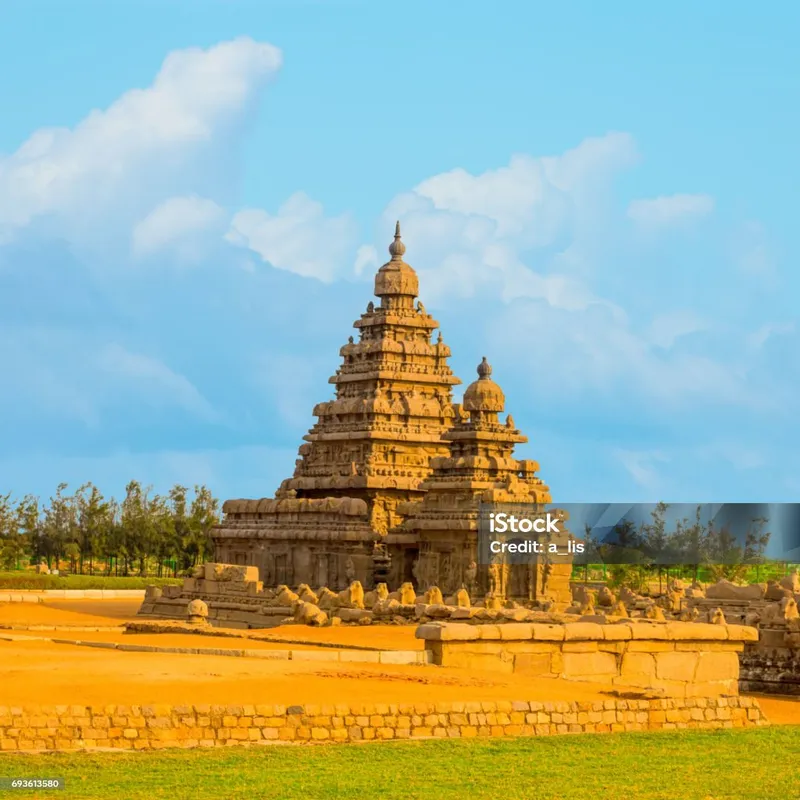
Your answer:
402;358;571;606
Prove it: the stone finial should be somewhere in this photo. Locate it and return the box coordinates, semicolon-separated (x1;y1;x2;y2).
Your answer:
463;356;505;414
388;220;406;260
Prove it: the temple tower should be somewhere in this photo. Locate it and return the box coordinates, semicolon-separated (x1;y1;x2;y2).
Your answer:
402;359;571;606
213;224;461;589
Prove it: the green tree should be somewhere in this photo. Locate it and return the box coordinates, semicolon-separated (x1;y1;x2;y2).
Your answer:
75;483;115;575
41;484;78;572
120;480;156;576
187;485;220;569
17;495;42;565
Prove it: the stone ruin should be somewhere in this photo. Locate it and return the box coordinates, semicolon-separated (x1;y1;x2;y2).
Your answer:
700;571;800;696
564;571;800;695
138;561;577;630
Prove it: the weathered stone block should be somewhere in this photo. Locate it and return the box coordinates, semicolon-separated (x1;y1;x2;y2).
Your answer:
531;624;566;642
655;651;699;683
513;653;556;676
562;651;618;678
694;651;739;683
564;623;605;641
620;652;656;680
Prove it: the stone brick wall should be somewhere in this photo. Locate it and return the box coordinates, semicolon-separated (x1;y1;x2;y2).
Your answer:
417;621;759;698
0;697;765;752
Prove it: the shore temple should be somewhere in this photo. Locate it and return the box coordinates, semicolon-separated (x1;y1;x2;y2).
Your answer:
212;223;571;605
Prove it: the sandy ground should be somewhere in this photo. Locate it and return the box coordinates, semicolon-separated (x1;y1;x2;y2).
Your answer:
0;598;141;626
3;630;353;651
0;598;424;649
748;694;800;725
0;639;616;707
1;599;799;724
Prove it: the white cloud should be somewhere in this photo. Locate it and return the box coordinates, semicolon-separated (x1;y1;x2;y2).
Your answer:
227;192;357;282
357;135;765;412
485;299;760;410
412;132;638;242
0;37;282;249
647;310;708;349
627;193;714;228
367;133;638;306
353;244;378;276
131;195;226;262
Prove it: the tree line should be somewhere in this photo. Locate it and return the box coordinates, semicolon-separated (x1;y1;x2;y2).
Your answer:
579;502;775;590
0;481;220;576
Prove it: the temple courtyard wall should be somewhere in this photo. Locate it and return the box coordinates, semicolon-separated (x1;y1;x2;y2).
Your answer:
0;696;766;752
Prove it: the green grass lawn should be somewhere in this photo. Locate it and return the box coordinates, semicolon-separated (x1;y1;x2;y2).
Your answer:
2;727;798;800
0;573;182;590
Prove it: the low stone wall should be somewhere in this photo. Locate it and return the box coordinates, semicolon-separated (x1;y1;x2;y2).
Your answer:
0;697;766;752
417;620;758;698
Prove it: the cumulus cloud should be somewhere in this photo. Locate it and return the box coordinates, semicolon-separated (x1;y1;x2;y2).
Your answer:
369;133;638;306
131;195;227;262
0;37;282;250
227;192;357;282
627;193;714;229
356;135;768;413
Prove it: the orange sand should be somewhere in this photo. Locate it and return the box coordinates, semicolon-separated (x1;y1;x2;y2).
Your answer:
0;598;423;649
0;598;141;627
2;599;800;725
0;639;613;707
3;629;341;651
749;694;800;725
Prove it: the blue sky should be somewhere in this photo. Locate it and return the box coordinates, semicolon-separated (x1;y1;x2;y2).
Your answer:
0;0;798;505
